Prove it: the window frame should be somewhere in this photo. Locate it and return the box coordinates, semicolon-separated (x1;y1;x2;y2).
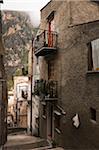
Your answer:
90;107;96;123
87;39;99;72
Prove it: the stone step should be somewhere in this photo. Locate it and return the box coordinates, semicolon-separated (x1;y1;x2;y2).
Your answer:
4;133;51;150
48;148;64;150
4;140;50;150
32;147;64;150
8;127;27;134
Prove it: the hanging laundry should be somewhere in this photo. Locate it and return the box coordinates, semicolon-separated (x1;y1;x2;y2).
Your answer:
72;113;80;128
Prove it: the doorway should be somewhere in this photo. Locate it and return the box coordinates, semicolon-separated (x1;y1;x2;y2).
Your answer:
47;102;54;140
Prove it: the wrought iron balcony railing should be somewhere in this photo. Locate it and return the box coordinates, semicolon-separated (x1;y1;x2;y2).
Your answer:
34;80;58;101
34;29;58;56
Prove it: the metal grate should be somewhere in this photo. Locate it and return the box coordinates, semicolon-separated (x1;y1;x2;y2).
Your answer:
34;29;57;52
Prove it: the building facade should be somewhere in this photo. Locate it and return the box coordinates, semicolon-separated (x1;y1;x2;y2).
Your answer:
0;0;7;147
14;76;28;128
34;0;99;149
7;90;14;127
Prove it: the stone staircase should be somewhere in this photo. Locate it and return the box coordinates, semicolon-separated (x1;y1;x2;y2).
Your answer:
3;131;64;150
8;127;27;134
4;139;51;150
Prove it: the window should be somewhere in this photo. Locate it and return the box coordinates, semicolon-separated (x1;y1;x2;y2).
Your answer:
88;39;99;71
90;107;96;121
47;11;55;23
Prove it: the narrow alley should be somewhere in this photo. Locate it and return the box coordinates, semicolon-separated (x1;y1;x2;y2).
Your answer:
3;130;63;150
1;0;99;150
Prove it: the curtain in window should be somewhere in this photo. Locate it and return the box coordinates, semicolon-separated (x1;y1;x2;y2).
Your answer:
91;39;99;71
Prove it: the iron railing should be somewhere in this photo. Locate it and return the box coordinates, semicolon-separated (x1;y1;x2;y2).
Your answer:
34;80;58;99
34;29;57;52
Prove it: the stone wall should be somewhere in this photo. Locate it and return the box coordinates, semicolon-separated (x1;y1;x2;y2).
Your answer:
38;0;99;149
0;55;7;147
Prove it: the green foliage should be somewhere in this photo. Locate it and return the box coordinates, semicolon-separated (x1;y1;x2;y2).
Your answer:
7;79;14;91
14;68;22;76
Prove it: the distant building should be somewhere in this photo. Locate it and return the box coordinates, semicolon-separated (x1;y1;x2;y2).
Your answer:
14;76;28;128
34;0;99;149
0;0;7;147
7;90;14;127
8;91;14;114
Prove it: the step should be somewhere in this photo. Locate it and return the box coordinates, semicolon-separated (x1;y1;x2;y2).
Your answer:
32;147;64;150
4;137;51;150
8;127;27;134
48;148;64;150
4;140;49;150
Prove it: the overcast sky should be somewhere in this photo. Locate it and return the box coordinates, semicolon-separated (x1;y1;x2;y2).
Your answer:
1;0;50;27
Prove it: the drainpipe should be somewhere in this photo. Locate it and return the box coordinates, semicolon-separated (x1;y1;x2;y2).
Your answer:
30;37;34;135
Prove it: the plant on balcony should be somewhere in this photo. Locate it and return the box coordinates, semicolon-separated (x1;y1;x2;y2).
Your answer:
34;79;58;99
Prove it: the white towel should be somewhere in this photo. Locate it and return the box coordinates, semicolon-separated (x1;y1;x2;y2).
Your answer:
72;113;80;128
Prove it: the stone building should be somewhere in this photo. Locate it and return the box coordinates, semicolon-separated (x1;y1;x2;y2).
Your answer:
7;90;14;127
34;0;99;149
0;0;7;147
14;76;28;127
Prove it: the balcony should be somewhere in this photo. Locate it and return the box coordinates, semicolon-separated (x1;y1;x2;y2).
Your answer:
34;80;58;101
90;0;99;3
34;29;58;57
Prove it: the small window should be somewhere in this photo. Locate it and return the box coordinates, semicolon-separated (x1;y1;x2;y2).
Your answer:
88;39;99;71
90;107;96;121
47;11;55;22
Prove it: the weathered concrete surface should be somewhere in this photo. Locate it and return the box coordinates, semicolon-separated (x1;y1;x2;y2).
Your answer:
4;133;50;150
3;131;64;150
37;0;99;149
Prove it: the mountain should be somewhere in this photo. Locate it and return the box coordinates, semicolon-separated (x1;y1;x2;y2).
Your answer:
2;11;38;90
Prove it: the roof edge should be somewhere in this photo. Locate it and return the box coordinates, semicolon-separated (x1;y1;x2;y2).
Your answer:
40;0;51;12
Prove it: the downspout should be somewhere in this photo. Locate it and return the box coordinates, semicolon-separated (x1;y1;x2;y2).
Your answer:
30;37;34;135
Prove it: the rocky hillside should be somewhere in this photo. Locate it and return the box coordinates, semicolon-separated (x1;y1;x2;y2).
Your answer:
2;11;38;89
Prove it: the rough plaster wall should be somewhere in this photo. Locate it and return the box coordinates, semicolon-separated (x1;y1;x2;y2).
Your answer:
55;8;99;149
39;0;99;149
57;23;99;149
70;1;99;26
0;59;7;146
40;1;63;30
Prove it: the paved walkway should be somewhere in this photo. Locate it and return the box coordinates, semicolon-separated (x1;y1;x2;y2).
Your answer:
3;132;50;150
3;132;64;150
4;134;42;147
